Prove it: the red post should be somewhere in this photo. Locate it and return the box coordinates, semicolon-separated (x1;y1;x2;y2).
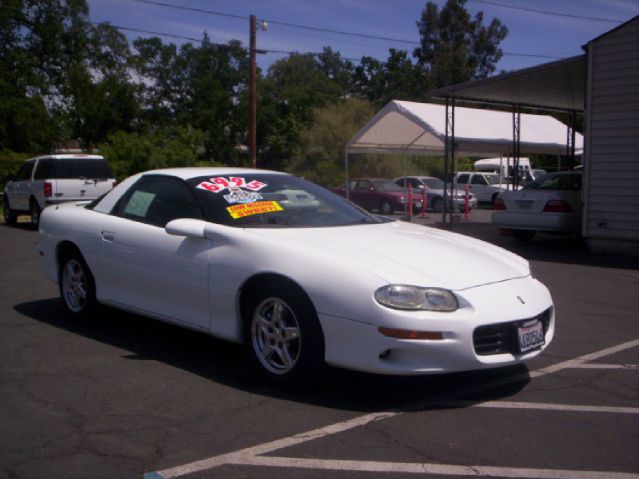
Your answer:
464;184;470;220
407;184;413;221
420;188;427;218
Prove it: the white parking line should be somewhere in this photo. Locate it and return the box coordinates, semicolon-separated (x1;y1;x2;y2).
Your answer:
146;338;639;479
229;456;639;479
443;400;639;415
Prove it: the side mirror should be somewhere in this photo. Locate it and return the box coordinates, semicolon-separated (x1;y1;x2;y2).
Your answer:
165;218;206;239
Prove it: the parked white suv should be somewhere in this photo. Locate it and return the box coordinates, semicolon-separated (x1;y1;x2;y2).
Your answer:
3;154;115;227
454;172;520;205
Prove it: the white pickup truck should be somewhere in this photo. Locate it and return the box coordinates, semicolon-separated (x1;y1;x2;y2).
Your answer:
3;154;116;227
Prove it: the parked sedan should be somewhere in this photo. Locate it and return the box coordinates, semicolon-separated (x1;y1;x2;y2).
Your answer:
395;176;477;212
333;178;422;214
38;167;554;383
492;171;582;241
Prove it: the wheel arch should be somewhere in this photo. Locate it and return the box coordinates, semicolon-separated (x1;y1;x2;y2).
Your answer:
55;241;84;278
238;272;323;337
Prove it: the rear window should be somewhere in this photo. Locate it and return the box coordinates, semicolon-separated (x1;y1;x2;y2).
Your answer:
51;159;113;179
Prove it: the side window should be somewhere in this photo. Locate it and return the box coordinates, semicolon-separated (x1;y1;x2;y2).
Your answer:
34;158;52;180
14;161;35;181
409;179;421;188
471;175;487;185
348;180;357;190
357;180;372;191
456;174;469;185
395;178;406;187
114;175;204;228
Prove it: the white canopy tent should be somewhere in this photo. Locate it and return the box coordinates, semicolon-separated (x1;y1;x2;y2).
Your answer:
346;100;583;157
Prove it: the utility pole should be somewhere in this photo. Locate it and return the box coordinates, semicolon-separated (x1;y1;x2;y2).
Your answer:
249;14;257;169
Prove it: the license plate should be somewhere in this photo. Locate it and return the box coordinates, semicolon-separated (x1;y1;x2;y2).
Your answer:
517;319;545;353
515;200;534;211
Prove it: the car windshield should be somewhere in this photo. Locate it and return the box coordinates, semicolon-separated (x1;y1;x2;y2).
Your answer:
422;178;444;189
485;174;502;185
373;180;403;192
189;174;389;228
525;173;581;191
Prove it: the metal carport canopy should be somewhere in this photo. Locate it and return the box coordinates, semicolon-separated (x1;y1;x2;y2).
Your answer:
428;55;585;112
346;100;584;157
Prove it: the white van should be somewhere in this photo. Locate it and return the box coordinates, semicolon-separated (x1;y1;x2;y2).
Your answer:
3;154;115;227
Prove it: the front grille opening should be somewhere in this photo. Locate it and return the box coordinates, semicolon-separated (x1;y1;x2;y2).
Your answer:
473;307;552;356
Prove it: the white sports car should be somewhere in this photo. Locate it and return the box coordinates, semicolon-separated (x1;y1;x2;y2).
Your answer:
38;167;555;383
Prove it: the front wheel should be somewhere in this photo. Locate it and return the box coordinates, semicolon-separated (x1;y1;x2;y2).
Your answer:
3;196;17;225
59;250;97;319
244;283;324;384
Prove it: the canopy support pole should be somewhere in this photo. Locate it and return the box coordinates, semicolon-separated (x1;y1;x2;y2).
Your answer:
566;111;577;169
512;107;521;189
444;97;456;229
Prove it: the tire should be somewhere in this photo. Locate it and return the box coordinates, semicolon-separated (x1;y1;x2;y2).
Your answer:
3;196;17;225
491;193;499;206
431;197;443;213
243;282;324;384
512;229;536;242
30;198;41;229
379;200;393;215
59;249;97;319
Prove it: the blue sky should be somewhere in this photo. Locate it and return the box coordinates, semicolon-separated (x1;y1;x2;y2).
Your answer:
87;0;639;73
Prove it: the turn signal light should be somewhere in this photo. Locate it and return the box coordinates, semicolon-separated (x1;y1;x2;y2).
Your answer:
493;197;506;210
543;200;572;213
44;181;52;197
378;327;444;340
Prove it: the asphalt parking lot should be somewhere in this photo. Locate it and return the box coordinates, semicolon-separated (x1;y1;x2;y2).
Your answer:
1;216;638;479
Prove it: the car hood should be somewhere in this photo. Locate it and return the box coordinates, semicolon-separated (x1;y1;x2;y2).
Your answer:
245;221;529;290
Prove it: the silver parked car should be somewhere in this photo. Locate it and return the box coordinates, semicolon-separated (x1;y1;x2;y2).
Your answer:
395;176;477;212
492;171;582;241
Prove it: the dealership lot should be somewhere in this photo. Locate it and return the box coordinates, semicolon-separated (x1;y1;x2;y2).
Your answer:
1;221;638;479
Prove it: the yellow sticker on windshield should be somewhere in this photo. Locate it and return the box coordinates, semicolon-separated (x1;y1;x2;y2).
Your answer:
227;201;283;219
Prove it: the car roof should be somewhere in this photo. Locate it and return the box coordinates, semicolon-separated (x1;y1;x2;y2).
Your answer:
30;154;105;160
141;167;289;181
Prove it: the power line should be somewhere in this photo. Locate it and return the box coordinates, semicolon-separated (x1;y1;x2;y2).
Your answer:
469;0;625;24
131;0;417;45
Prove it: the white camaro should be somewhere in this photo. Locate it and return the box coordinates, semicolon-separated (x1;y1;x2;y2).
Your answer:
38;167;555;383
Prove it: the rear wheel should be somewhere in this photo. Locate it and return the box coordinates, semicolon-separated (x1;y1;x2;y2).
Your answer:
59;249;97;319
30;198;41;228
243;282;324;384
3;196;17;225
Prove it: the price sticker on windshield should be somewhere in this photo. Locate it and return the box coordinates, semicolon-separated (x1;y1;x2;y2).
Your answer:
196;177;267;193
227;201;283;219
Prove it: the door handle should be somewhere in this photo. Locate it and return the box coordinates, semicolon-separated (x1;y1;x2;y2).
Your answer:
100;231;115;242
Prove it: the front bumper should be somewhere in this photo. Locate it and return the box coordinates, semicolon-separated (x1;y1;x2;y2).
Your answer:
319;276;554;375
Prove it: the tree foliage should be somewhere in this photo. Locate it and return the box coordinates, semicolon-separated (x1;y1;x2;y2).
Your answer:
2;0;509;179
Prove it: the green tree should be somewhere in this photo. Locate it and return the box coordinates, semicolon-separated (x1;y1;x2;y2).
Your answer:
353;49;429;107
414;0;508;87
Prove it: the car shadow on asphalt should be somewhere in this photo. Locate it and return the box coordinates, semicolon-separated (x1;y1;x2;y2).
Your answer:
14;298;530;413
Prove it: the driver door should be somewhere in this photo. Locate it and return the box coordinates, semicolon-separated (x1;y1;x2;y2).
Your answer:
94;175;212;330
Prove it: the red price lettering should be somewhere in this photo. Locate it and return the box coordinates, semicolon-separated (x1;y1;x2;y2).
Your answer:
230;177;245;187
197;181;221;192
245;180;267;191
212;177;230;189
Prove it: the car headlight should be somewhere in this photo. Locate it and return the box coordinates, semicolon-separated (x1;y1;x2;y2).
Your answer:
374;285;458;311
